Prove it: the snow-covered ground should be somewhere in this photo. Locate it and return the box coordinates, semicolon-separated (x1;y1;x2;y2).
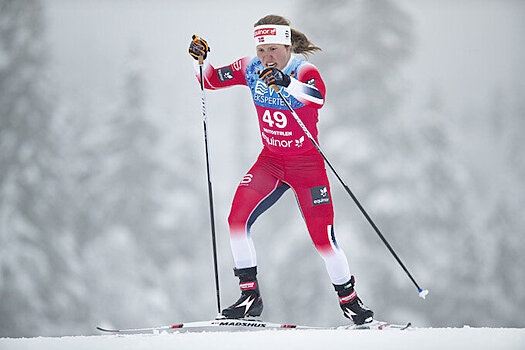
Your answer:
1;327;524;350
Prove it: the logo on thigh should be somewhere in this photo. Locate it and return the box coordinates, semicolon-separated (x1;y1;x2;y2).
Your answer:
310;186;330;206
240;174;253;186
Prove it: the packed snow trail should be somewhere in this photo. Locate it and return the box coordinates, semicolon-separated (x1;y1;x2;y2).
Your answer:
1;327;524;350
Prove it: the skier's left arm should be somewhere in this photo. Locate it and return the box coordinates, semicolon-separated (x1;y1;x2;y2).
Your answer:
286;62;325;109
259;63;325;108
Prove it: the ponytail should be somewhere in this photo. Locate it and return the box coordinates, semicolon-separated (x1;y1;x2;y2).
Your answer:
290;28;321;56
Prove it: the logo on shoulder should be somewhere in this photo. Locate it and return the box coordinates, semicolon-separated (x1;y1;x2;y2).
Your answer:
306;78;316;87
232;59;243;71
217;67;234;82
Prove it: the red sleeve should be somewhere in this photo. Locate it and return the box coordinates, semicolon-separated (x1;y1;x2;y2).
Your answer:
194;57;251;90
287;62;325;108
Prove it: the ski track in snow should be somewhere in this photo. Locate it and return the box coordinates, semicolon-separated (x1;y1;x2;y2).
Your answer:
1;328;525;350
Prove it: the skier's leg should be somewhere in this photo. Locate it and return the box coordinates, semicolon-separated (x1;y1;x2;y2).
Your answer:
290;176;351;284
285;152;373;324
223;156;289;318
293;183;374;324
227;167;289;269
283;151;350;283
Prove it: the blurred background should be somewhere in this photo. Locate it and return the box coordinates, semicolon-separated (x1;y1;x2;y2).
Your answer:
1;0;524;337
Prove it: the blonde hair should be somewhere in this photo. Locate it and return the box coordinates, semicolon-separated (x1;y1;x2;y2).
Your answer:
254;15;321;57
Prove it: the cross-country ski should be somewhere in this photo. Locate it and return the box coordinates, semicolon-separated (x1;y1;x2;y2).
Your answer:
96;318;411;334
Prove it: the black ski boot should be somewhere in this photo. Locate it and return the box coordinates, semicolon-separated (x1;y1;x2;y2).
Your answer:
221;266;263;319
334;276;374;325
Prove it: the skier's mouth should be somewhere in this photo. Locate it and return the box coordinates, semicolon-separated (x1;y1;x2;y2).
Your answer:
266;62;277;68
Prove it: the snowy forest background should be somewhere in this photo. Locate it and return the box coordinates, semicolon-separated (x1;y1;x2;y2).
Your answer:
1;0;524;337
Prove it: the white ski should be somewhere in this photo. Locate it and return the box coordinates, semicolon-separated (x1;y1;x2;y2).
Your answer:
97;318;411;334
97;319;307;334
337;320;412;330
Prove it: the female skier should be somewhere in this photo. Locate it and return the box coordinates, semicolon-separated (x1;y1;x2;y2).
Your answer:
189;14;373;325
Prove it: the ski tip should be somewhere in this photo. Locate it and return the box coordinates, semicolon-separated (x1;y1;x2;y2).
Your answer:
418;289;429;299
401;322;412;330
96;326;119;333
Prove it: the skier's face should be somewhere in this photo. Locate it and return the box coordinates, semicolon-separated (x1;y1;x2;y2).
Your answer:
256;44;292;70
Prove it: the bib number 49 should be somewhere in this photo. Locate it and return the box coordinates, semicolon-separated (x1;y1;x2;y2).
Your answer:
262;110;287;128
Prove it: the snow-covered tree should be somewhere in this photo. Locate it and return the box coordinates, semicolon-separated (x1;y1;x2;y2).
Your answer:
0;0;83;336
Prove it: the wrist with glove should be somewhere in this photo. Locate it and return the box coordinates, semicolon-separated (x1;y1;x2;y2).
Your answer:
258;67;291;89
189;35;210;60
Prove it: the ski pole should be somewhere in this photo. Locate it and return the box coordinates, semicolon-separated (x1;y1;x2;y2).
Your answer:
198;53;222;313
274;87;428;299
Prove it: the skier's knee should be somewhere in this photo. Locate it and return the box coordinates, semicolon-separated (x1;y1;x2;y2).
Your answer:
228;211;246;232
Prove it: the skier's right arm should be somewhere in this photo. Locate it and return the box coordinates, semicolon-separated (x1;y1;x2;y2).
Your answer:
189;35;249;90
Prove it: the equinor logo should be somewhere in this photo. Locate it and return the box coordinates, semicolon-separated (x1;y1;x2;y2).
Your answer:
310;186;330;206
262;132;292;148
255;80;268;95
254;28;276;37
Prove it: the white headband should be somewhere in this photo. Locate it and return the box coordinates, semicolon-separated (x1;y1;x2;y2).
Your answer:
253;25;291;47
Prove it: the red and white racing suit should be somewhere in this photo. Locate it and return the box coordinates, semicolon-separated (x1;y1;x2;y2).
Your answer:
195;55;351;284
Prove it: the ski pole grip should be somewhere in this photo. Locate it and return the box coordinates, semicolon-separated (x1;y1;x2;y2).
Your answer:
198;56;204;65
